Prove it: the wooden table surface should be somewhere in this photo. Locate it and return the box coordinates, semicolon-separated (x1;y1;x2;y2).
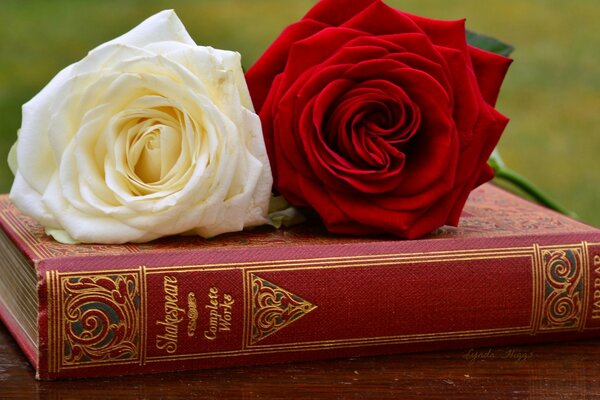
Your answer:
1;321;599;399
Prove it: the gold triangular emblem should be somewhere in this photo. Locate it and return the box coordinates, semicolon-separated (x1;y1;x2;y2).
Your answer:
250;274;317;344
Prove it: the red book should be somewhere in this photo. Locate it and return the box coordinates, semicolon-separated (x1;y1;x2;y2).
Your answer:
0;184;599;380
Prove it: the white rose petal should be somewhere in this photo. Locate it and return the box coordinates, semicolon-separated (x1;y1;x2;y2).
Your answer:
9;10;273;244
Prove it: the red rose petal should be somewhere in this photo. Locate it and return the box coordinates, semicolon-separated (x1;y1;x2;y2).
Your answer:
342;1;422;36
246;0;511;239
246;19;328;112
435;46;480;146
469;46;513;106
304;0;380;27
406;14;469;57
279;27;364;94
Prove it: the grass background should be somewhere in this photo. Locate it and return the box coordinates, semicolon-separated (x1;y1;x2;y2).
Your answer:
0;0;598;227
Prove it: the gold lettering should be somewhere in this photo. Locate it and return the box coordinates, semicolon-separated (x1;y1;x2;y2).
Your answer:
593;261;600;319
156;275;184;353
593;300;600;320
156;336;177;354
204;307;219;340
164;275;178;294
593;287;600;320
219;294;234;332
203;287;235;340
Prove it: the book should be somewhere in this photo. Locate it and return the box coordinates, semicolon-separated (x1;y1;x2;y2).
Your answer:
0;184;599;380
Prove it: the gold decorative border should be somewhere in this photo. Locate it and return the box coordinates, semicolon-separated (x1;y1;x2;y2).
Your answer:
531;244;588;333
248;274;317;345
47;268;147;373
46;242;598;369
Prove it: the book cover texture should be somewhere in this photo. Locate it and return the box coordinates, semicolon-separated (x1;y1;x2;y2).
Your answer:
0;184;599;379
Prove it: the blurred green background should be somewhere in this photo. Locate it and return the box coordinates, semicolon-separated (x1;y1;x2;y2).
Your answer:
1;0;598;227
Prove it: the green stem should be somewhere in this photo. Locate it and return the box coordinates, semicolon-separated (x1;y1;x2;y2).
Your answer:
494;167;579;219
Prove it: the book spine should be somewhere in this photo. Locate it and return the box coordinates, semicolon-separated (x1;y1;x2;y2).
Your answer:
37;240;600;379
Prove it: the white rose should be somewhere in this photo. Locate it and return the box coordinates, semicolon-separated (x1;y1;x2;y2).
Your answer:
8;10;272;244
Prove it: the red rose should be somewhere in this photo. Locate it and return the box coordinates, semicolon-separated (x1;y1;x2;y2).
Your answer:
246;0;511;238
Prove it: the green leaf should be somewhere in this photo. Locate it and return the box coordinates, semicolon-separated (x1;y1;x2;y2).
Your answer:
466;30;514;57
268;195;306;229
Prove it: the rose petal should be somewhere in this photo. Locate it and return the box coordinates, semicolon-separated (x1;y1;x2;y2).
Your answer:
469;46;513;106
341;1;422;35
406;15;468;53
97;10;196;50
246;19;329;112
304;0;379;26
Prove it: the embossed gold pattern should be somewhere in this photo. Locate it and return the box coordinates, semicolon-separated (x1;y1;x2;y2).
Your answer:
42;243;598;371
56;272;143;369
250;274;316;344
538;247;585;331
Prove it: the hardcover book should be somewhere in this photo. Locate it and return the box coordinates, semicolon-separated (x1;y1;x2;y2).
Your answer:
0;184;599;380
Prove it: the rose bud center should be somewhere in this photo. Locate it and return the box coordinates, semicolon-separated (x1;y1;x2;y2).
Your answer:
124;108;184;187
